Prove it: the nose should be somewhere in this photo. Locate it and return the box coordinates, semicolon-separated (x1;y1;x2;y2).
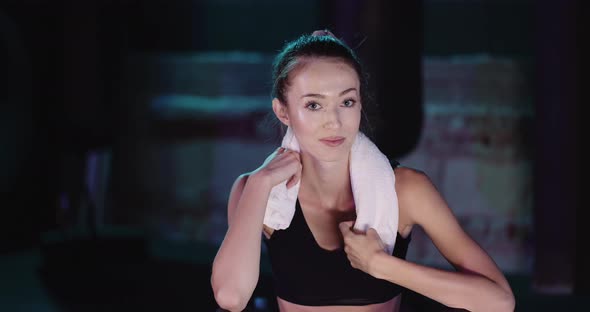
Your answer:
323;108;342;129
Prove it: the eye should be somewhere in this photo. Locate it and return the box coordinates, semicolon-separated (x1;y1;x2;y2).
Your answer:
343;99;356;107
305;102;322;111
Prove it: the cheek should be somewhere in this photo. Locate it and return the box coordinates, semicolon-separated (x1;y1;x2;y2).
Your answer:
288;110;319;144
339;107;362;130
292;109;313;122
345;109;362;124
289;109;320;130
290;108;362;131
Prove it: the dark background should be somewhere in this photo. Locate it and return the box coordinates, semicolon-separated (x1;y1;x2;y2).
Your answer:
0;0;584;311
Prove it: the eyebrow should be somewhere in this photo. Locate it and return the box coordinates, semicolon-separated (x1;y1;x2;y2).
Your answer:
300;87;357;99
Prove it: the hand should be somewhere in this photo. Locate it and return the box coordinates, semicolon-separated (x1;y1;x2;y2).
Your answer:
255;147;302;189
338;221;387;276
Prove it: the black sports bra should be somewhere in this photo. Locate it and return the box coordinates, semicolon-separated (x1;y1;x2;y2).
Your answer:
263;198;411;306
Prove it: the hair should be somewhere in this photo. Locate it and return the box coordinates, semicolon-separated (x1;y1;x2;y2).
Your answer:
267;30;375;140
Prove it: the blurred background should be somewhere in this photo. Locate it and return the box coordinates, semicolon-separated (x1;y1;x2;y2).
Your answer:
0;0;584;311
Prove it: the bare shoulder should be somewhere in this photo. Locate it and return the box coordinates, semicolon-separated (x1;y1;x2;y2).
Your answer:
393;165;441;225
393;165;433;194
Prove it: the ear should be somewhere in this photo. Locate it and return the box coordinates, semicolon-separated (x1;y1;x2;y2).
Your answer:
272;98;290;127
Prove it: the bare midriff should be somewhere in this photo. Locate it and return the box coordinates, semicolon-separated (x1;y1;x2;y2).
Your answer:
275;294;402;312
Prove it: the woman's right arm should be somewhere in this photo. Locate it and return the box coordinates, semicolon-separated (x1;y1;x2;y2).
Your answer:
211;148;301;311
211;172;271;311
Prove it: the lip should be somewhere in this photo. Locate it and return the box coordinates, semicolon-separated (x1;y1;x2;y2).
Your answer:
319;136;345;147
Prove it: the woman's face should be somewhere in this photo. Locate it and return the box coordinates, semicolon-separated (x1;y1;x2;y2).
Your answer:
273;57;362;162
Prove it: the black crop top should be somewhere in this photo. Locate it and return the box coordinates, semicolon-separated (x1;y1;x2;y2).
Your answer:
263;199;411;306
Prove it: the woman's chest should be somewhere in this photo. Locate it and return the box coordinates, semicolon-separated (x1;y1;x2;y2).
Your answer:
300;204;356;251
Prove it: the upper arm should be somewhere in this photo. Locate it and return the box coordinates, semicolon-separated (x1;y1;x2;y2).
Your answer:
396;167;512;293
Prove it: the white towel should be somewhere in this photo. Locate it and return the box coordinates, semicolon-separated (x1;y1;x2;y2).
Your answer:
263;127;399;254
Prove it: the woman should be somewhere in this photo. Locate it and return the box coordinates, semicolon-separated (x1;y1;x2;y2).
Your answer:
211;30;515;312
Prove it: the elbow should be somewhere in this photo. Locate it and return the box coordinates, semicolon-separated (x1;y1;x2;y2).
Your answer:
211;272;251;312
500;290;516;312
463;287;515;312
213;287;249;312
489;296;515;312
478;289;515;312
493;284;515;312
210;259;258;311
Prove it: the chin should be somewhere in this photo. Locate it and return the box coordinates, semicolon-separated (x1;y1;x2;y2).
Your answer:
309;146;351;162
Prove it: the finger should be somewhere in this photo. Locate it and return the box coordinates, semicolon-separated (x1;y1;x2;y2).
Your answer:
286;175;296;189
284;159;298;189
265;148;285;165
338;221;354;235
286;173;299;189
281;149;299;159
291;159;302;186
263;148;280;163
274;149;294;163
293;166;302;186
367;228;380;240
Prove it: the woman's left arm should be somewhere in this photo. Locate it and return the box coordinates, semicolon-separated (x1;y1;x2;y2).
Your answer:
340;168;515;312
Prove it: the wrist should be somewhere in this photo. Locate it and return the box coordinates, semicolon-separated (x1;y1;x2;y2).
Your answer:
249;170;272;190
369;252;389;279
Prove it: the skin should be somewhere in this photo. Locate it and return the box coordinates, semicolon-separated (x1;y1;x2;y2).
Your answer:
271;57;362;218
211;57;516;312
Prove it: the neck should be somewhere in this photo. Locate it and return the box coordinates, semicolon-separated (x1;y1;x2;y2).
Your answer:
299;152;353;211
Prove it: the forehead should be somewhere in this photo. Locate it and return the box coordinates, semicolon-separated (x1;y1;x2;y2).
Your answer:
287;57;360;95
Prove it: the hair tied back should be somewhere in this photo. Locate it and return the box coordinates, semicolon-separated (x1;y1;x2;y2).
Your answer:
311;29;336;38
